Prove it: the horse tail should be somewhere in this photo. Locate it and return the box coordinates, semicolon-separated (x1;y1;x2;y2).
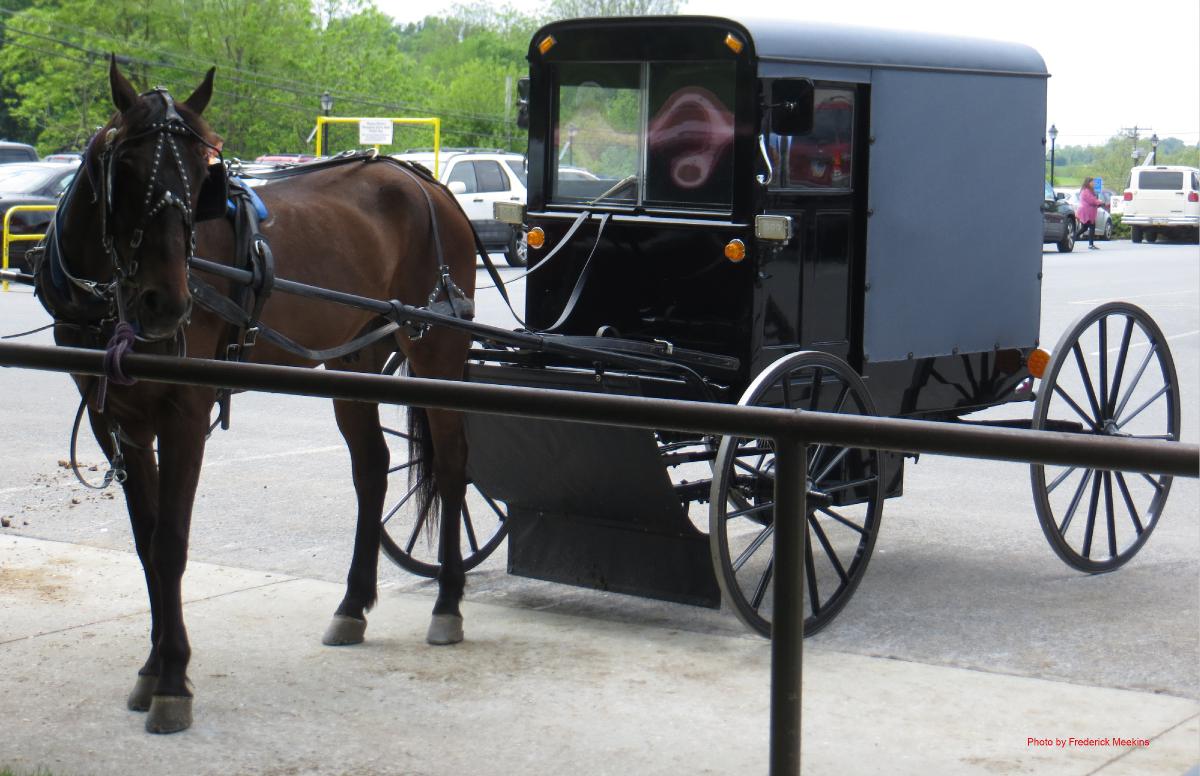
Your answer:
403;364;441;535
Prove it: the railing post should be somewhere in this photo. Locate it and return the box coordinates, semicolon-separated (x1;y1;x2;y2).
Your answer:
770;435;806;775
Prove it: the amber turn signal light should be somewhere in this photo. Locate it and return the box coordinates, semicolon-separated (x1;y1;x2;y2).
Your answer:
724;239;746;262
1027;348;1050;379
527;227;546;249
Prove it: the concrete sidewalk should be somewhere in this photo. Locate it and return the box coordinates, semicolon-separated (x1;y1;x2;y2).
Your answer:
1;534;1196;776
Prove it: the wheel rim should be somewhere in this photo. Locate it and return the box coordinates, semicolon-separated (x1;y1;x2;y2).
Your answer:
378;419;508;577
710;352;883;637
1031;303;1179;572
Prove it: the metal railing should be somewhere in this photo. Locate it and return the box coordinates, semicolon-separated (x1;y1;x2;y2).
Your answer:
0;340;1195;774
2;204;54;291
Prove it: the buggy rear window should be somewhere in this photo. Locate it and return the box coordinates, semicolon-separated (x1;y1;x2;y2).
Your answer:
1137;170;1184;190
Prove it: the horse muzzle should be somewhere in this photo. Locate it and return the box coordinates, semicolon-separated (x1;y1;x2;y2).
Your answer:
135;288;193;341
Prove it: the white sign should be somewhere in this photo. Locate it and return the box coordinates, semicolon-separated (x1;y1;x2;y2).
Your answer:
358;119;394;146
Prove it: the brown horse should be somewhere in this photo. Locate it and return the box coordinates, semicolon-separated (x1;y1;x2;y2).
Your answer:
35;60;477;733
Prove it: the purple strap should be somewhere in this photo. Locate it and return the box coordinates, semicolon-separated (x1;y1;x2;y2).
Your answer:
102;321;138;387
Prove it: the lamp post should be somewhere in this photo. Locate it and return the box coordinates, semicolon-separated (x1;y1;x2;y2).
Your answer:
319;91;333;157
1048;124;1058;187
1150;133;1159;165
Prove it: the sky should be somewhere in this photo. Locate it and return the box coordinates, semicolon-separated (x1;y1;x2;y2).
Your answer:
375;0;1200;149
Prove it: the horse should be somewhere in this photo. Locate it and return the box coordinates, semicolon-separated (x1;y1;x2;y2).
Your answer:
34;59;477;734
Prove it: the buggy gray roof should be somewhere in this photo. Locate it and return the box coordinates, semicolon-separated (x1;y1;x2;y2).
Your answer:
732;17;1048;77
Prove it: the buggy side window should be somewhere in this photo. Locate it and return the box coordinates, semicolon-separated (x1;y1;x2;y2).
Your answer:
475;161;509;193
446;162;478;194
767;83;855;190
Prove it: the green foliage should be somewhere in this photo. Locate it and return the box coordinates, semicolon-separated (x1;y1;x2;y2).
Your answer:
1049;134;1200;193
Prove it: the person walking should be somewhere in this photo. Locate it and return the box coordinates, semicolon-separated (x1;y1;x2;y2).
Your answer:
1076;177;1106;250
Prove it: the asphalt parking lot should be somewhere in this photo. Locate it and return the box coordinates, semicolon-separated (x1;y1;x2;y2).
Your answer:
0;240;1197;774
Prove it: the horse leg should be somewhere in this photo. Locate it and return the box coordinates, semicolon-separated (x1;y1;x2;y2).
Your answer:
423;406;469;645
142;397;210;734
84;404;162;712
322;398;388;646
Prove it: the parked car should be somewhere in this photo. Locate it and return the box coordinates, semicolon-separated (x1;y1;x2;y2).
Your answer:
0;161;79;272
254;153;315;164
1121;165;1200;243
392;149;528;266
1054;186;1113;241
0;141;38;164
1042;181;1075;252
42;152;82;164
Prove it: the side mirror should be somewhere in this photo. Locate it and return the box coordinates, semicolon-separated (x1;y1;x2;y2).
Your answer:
516;77;530;130
447;181;467;195
771;80;814;136
1055;192;1066;201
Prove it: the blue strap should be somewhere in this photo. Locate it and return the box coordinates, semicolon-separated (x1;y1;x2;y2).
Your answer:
227;177;269;220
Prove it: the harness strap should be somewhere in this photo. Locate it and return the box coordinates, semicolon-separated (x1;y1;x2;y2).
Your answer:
540;213;610;333
189;274;402;362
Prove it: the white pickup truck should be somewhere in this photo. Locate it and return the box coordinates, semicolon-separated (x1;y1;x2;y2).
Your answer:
1121;165;1200;243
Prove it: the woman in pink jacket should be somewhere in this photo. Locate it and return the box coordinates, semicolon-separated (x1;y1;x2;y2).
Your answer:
1077;177;1106;250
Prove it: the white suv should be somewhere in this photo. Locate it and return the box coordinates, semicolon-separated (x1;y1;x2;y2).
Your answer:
393;149;528;265
1121;165;1200;244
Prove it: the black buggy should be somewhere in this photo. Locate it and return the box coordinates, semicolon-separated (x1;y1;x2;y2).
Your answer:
376;16;1181;637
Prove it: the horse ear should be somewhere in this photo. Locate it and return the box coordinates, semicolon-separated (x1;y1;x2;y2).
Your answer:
183;68;216;116
109;54;138;114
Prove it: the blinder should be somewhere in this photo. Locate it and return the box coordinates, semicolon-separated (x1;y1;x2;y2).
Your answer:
195;161;229;222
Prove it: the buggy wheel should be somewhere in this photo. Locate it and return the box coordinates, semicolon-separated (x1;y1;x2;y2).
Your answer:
378;420;509;577
1031;302;1179;573
709;351;883;637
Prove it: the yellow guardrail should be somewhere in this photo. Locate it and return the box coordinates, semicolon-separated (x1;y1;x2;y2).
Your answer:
2;204;55;292
314;116;441;172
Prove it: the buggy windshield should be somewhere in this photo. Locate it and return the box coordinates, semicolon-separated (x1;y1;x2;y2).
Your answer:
551;61;736;211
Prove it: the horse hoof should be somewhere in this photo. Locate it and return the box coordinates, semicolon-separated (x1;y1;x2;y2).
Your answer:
145;695;193;734
322;614;367;646
426;614;464;645
127;674;157;712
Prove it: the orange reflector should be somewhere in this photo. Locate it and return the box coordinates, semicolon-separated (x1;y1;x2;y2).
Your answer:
724;239;746;262
527;227;546;249
1027;348;1050;379
724;33;744;54
537;35;556;55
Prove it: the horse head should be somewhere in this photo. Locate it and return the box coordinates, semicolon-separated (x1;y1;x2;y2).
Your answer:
92;59;221;341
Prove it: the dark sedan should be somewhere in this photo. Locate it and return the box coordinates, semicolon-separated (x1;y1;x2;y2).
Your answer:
1042;180;1075;252
0;161;78;272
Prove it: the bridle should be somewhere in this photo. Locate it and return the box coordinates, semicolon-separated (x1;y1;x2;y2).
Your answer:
48;87;219;334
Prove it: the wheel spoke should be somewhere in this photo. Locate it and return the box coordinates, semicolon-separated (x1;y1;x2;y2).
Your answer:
1053;384;1099;429
1071;342;1104;425
1112;344;1158;422
387;459;420;476
404;510;428;554
462;501;480;554
804;536;820;615
813;446;851;487
733;523;774;571
808;513;849;583
1046;465;1078;495
1081;473;1103;559
1106;317;1135;416
1115;384;1170;430
750;558;774;610
381;480;421;526
817;506;864;534
1098;316;1109;415
1103;472;1117;559
816;474;878;497
480;492;508;521
1059;469;1094;534
1138;472;1165;492
1113;472;1145;535
808;366;824;411
728;501;776;520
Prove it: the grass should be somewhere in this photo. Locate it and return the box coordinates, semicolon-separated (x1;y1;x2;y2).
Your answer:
1;768;59;776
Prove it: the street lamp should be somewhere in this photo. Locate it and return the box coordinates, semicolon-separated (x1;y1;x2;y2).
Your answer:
1048;124;1058;187
319;91;333;156
1150;133;1159;165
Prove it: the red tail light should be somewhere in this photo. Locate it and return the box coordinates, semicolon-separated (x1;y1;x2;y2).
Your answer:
1189;192;1199;203
1122;191;1133;201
